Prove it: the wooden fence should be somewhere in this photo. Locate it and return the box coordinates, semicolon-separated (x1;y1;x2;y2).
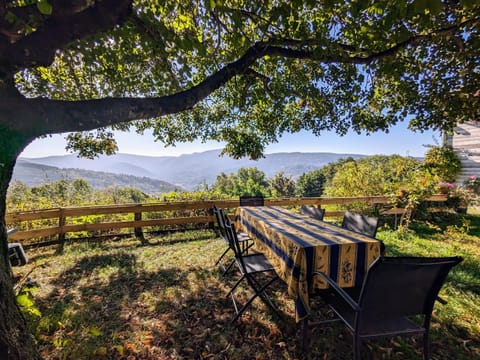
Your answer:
6;195;448;248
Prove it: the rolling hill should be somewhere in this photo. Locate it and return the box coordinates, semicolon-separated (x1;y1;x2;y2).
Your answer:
12;160;181;194
16;149;366;191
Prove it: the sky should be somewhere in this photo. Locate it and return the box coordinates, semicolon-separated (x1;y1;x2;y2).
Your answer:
19;121;440;159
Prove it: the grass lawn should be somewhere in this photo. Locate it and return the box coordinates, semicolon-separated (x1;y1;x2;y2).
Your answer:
12;214;480;359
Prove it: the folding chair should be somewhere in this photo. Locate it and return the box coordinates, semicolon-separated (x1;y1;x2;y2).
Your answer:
300;205;325;221
212;206;253;275
224;219;283;323
311;256;463;360
239;195;264;206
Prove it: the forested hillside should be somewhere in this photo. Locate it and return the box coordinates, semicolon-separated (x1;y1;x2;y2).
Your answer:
12;160;180;194
19;150;367;190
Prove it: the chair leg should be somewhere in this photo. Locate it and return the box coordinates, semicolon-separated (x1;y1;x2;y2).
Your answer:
229;275;282;323
247;275;283;319
229;276;263;323
230;280;279;323
226;274;245;298
221;258;236;276
353;335;361;360
423;331;430;360
256;278;283;320
215;247;231;266
301;319;312;351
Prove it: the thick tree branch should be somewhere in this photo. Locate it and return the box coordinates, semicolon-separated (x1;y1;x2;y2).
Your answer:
0;0;132;78
3;42;268;135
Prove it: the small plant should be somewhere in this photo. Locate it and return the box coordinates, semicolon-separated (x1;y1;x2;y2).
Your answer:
463;176;480;194
446;177;480;212
438;181;457;195
442;218;471;242
15;280;42;336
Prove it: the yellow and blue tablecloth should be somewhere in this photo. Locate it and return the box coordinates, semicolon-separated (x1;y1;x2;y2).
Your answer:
235;206;381;322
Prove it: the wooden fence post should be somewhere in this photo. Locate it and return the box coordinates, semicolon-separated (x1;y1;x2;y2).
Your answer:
207;206;215;231
134;211;146;244
57;208;66;252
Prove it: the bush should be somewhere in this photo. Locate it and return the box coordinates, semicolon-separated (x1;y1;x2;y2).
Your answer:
423;146;461;183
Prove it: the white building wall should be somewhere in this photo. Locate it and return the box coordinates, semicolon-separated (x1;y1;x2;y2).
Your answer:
452;121;480;184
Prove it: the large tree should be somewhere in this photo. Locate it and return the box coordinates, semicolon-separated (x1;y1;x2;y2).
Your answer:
0;0;479;357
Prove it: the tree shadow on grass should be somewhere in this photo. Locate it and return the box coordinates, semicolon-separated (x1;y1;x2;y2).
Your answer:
32;251;304;359
28;243;479;360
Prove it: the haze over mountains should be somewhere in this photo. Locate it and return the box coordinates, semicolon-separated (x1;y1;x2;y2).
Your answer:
15;149;366;192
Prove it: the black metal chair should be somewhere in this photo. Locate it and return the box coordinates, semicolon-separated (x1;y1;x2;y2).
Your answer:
223;218;283;323
341;211;386;254
7;228;28;267
341;211;379;238
312;256;463;360
300;205;325;221
239;195;264;206
212;206;253;275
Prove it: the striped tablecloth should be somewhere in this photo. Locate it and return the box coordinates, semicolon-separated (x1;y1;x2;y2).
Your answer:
235;206;381;322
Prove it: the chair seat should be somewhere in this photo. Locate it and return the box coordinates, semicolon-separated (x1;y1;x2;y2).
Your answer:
326;290;424;337
357;317;425;338
237;231;251;242
240;253;275;274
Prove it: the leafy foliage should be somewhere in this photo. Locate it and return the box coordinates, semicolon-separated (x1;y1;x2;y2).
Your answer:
323;155;440;217
295;169;326;197
211;167;271;197
3;1;478;159
270;171;296;198
423;145;462;183
324;155;425;198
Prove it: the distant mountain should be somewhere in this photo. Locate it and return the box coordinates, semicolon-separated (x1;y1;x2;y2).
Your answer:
17;149;367;190
12;160;181;194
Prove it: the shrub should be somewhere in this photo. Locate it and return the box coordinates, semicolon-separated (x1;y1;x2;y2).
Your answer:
423;146;461;183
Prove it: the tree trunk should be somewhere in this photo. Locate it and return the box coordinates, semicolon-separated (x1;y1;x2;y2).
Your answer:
0;130;40;359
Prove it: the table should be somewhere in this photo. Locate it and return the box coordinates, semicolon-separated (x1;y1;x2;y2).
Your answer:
235;206;381;322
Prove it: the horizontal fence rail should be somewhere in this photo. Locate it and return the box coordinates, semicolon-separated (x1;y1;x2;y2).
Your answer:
6;195;448;248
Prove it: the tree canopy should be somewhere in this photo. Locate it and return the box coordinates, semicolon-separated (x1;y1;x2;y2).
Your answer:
1;0;479;159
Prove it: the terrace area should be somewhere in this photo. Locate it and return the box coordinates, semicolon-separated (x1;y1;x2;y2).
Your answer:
11;213;480;360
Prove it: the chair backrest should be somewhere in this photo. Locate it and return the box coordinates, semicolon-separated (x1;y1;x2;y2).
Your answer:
300;205;325;221
239;195;264;206
341;211;379;238
357;256;463;326
212;206;228;243
223;220;248;269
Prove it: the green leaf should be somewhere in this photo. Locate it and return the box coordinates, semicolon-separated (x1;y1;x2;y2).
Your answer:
16;294;34;308
37;0;53;15
427;0;444;15
410;0;428;15
87;327;103;337
460;0;478;9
